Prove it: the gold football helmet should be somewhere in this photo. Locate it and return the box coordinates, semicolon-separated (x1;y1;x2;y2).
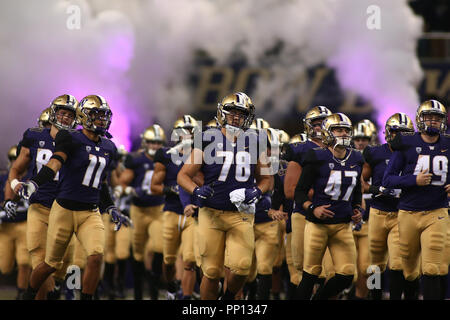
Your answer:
321;113;353;147
303;106;332;139
353;120;376;140
385;112;414;142
38;107;51;128
141;124;166;156
289;133;308;144
173;115;199;135
250;118;270;130
7;145;17;162
216;92;255;130
277;130;290;146
416;99;447;135
48;94;78;130
77;95;112;136
206;119;218;128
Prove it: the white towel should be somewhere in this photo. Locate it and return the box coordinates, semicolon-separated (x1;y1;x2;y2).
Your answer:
229;188;256;214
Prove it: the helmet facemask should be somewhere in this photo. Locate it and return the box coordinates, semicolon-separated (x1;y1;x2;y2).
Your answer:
418;111;447;136
82;108;112;136
50;106;77;130
305;116;327;139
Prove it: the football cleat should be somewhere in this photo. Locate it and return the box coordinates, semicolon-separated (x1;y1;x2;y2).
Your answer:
384;112;414;142
416;99;447;135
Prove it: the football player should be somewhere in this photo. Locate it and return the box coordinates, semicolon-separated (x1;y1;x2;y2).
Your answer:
177;92;273;300
362;113;414;300
151;115;200;300
283;106;334;296
348;120;378;300
0;146;31;300
383;100;450;300
5;97;79;300
18;95;131;300
102;145;131;300
295;113;363;300
116;124;166;300
246;128;285;300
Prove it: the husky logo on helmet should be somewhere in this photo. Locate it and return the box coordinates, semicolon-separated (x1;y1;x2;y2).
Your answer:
250;118;270;130
216;92;255;130
38;107;51;128
321;113;353;147
141;124;166;156
416;99;447;135
49;94;78;130
303;106;332;139
384;112;414;142
77;95;112;136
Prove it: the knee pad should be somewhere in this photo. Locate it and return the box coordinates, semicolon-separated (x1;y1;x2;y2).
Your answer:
203;266;221;279
306;265;322;276
337;263;355;276
422;263;440;276
257;263;272;276
163;255;177;266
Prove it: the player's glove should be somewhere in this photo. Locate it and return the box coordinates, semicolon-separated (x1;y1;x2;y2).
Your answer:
243;187;263;205
3;200;18;219
107;206;133;231
18;180;38;201
163;185;179;196
369;185;397;197
192;185;214;207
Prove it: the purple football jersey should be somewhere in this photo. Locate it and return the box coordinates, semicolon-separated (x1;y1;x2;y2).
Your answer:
124;151;164;207
383;132;450;211
20;127;59;208
56;129;118;205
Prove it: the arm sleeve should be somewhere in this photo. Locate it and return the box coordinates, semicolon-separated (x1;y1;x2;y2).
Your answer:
178;187;193;209
382;150;417;188
294;150;318;212
124;154;135;169
271;174;284;210
54;130;74;155
153;148;169;165
99;182;114;211
352;176;363;208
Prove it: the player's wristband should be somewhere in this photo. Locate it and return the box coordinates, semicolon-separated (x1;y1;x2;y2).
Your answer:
306;203;316;216
10;179;20;191
368;185;381;194
32;166;56;187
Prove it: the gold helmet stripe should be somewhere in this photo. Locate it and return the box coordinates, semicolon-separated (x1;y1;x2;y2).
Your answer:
399;112;407;126
153;124;162;140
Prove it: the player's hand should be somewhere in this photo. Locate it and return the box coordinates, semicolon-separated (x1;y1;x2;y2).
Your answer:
18;180;38;200
352;206;364;223
416;169;432;186
268;209;288;221
184;204;198;217
3;200;18;219
192;185;214;206
163;185;179;196
107;206;133;231
113;185;123;199
243;187;263;205
445;184;450;193
313;204;335;220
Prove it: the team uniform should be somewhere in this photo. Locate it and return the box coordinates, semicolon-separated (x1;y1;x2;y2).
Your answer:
295;146;363;299
196;128;261;280
383;131;450;298
0;171;30;276
154;147;195;269
364;144;403;287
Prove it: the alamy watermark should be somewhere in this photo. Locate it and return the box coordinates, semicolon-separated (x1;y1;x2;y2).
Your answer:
366;5;381;30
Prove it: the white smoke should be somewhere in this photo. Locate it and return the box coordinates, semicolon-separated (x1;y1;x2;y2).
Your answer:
0;0;423;168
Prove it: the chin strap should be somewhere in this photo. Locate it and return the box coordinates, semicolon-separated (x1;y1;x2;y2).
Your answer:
332;143;352;165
